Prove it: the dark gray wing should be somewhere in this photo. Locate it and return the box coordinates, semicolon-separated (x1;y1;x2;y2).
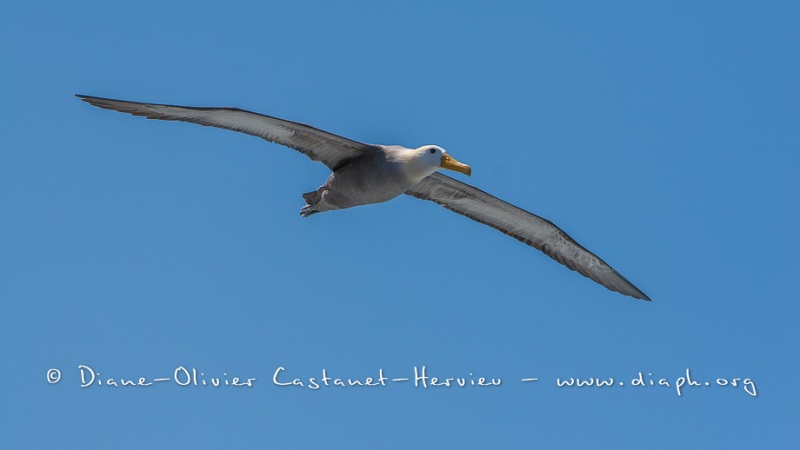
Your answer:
77;95;377;170
406;172;650;301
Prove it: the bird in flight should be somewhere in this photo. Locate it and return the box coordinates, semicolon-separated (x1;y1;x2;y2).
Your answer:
77;95;650;301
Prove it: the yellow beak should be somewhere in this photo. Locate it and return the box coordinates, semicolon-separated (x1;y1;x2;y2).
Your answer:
440;154;472;176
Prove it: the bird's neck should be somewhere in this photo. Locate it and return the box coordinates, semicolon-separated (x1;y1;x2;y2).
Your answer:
397;149;437;184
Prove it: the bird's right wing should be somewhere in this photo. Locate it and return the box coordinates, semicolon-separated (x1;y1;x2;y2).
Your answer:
406;172;650;301
77;95;378;170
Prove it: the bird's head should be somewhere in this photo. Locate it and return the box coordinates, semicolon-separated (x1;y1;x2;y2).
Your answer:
416;145;472;177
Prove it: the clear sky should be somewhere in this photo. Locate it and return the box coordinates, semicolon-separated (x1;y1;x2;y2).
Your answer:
2;1;798;448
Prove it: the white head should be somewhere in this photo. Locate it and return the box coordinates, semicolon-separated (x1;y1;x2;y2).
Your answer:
412;145;472;178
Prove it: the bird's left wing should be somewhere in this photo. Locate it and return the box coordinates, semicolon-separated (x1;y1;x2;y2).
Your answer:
77;95;377;170
406;172;650;301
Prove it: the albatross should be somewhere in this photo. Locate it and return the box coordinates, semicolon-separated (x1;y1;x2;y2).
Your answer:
77;94;650;301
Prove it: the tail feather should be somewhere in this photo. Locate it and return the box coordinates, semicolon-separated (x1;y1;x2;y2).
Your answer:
301;189;322;217
302;190;321;205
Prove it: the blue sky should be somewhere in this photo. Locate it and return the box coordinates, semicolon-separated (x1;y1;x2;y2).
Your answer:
2;1;798;448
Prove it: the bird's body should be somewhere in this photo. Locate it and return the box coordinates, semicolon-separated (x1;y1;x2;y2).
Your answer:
302;145;440;216
77;94;650;301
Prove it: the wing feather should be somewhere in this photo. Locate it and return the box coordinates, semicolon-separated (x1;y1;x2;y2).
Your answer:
407;172;650;300
76;95;376;170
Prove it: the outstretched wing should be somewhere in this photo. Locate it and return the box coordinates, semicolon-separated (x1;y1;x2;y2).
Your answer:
77;95;377;170
407;172;650;300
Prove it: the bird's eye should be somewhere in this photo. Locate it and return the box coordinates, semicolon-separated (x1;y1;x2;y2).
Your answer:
429;148;436;154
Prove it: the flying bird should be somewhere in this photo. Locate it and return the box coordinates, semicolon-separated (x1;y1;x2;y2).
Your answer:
77;94;650;301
